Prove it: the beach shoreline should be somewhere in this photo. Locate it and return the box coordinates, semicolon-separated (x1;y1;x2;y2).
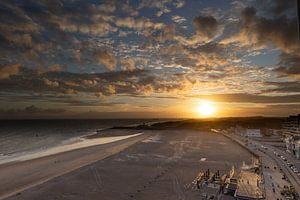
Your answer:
0;132;144;165
0;132;149;200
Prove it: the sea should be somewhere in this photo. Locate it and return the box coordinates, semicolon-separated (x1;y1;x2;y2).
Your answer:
0;119;158;163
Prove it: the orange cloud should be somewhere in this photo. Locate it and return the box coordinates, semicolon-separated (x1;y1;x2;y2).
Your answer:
94;49;116;71
0;64;21;80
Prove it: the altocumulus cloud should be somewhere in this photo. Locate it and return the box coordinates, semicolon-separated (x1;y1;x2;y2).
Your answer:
0;64;21;80
94;49;117;71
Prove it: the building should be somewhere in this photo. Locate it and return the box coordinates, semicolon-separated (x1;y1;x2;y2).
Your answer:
235;126;262;138
234;170;264;200
285;135;300;159
245;129;261;138
282;114;300;135
283;114;300;159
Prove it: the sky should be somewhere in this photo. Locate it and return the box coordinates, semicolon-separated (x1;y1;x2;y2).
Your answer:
0;0;299;119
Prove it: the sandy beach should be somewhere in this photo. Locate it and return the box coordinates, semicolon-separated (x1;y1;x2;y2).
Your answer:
0;132;149;200
3;129;253;200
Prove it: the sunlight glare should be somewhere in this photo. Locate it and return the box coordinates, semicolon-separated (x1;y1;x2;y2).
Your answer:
197;100;216;117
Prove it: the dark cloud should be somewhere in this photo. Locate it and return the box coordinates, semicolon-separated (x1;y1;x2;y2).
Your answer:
264;81;300;93
193;93;300;103
266;104;300;111
268;0;295;16
0;1;118;68
231;2;299;81
193;16;220;39
255;0;296;17
224;6;298;53
0;105;66;115
0;68;194;100
228;103;300;117
275;53;300;79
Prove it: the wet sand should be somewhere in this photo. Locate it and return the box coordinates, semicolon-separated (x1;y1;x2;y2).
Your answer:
4;129;253;200
0;133;144;164
0;133;149;200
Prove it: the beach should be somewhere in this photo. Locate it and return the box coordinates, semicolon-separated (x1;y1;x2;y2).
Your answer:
2;129;253;200
0;132;149;200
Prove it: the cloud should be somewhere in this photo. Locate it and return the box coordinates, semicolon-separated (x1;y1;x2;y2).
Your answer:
4;33;33;47
43;79;59;88
175;16;223;46
0;105;67;119
194;93;300;103
0;64;21;80
121;58;136;71
135;84;154;96
138;0;172;17
95;92;108;100
115;17;164;30
137;0;185;16
193;16;221;40
255;0;296;16
160;42;229;71
106;84;116;94
24;105;65;114
0;1;40;35
222;3;299;83
49;14;117;36
174;0;185;8
275;53;300;79
153;24;176;42
222;7;298;53
94;49;117;71
48;64;66;72
0;67;200;103
90;2;116;13
0;0;298;117
172;15;186;24
263;81;300;93
73;50;81;62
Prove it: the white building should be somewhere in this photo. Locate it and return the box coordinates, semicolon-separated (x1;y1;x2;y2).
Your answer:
285;135;300;159
245;129;261;137
283;114;300;159
295;141;300;159
235;126;262;138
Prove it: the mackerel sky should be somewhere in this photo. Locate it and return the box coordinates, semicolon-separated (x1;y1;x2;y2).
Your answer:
0;0;299;118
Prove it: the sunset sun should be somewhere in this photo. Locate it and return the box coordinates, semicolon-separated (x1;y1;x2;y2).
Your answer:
197;101;216;117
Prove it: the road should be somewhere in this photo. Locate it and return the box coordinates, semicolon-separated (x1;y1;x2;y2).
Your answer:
249;140;300;193
261;144;300;192
228;133;300;198
261;154;290;199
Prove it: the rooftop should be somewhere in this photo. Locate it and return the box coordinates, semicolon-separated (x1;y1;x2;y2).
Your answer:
235;171;264;199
